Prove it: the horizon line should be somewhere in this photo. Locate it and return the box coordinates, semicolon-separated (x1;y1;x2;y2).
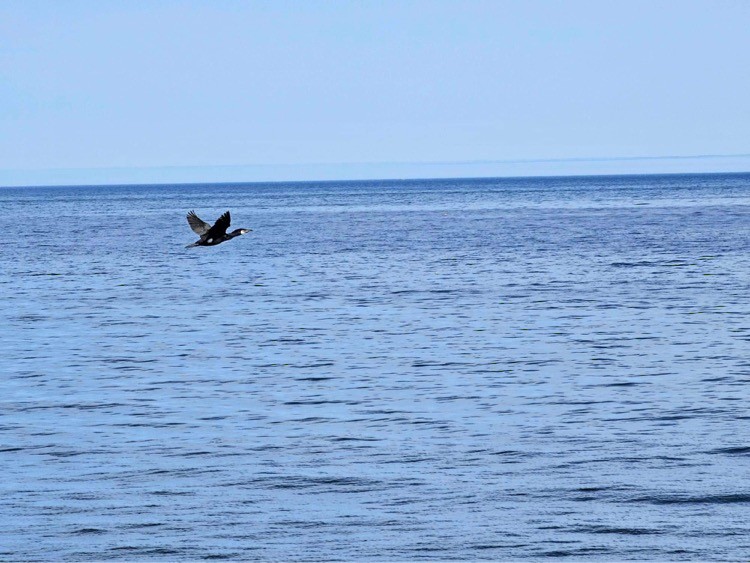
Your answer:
3;168;750;191
3;152;750;189
3;152;750;175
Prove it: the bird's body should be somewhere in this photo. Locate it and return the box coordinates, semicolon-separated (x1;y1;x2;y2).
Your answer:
185;210;251;247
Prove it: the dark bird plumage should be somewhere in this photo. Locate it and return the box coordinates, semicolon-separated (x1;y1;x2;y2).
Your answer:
185;210;251;247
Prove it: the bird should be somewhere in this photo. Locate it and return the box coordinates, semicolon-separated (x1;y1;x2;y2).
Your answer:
185;210;251;247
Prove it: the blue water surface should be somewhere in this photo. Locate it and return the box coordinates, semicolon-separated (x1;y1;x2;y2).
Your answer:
1;173;749;560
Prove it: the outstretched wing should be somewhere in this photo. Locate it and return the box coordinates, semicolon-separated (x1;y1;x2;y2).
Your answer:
206;211;231;238
187;211;211;236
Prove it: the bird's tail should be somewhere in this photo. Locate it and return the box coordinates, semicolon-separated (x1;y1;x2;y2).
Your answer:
185;241;200;248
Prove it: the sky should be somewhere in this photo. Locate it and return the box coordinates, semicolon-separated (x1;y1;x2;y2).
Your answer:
1;0;749;186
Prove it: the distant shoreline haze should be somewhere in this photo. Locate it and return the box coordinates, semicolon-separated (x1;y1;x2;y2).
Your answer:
2;154;750;188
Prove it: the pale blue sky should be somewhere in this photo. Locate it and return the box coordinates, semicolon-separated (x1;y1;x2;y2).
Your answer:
1;0;749;185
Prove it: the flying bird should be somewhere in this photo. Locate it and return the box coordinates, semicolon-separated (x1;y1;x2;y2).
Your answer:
185;210;251;247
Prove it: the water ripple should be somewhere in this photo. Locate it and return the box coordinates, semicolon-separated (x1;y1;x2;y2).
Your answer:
1;174;750;560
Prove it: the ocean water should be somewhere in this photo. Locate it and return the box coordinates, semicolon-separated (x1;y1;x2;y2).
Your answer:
1;173;749;561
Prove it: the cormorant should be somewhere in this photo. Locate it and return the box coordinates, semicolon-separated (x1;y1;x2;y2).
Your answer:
185;210;251;247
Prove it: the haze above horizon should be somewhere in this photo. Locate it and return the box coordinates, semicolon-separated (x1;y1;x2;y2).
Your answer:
2;1;749;186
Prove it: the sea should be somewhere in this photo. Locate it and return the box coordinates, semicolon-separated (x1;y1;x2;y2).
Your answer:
1;173;749;561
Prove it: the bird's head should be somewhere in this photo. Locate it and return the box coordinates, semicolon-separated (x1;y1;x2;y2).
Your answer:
230;228;252;236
